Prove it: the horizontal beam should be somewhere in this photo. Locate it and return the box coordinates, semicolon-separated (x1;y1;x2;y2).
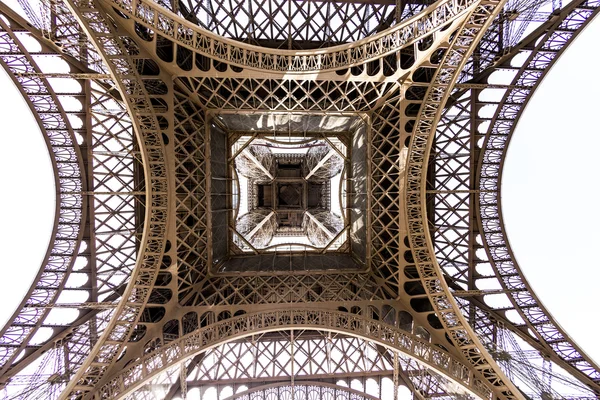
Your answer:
14;72;111;79
454;83;533;90
24;302;118;309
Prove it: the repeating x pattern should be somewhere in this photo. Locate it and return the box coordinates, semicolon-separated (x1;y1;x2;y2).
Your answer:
477;0;600;387
1;0;600;398
0;16;85;373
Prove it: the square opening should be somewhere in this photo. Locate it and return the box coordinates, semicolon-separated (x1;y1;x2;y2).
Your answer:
209;113;369;272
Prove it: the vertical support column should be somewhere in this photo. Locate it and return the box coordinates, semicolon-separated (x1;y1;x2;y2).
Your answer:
62;340;71;383
287;0;292;50
205;115;213;267
291;329;295;400
49;0;57;41
365;115;373;272
468;87;478;328
179;362;187;400
395;0;403;23
393;350;399;400
83;80;99;347
467;38;481;328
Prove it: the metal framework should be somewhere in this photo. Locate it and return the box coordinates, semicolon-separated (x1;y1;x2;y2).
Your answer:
0;0;599;398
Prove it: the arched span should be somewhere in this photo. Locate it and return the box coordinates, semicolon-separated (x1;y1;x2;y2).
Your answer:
476;0;600;391
0;17;85;373
223;381;381;400
58;0;170;397
95;309;488;400
104;0;475;74
403;0;523;398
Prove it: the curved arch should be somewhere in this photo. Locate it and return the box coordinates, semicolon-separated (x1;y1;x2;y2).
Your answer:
132;331;437;399
476;0;600;390
57;0;170;397
2;0;599;398
96;309;488;399
403;0;524;398
0;18;86;371
223;381;381;400
105;0;476;74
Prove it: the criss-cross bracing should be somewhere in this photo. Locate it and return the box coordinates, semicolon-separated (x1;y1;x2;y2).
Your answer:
0;0;599;398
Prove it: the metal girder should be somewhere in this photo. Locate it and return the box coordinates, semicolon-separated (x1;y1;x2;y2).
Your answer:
403;0;526;397
475;0;600;391
423;0;600;393
0;16;86;380
0;0;599;398
99;0;476;78
88;310;490;399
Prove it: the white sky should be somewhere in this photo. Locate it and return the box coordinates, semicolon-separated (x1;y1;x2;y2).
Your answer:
502;14;600;365
0;65;55;328
0;6;599;395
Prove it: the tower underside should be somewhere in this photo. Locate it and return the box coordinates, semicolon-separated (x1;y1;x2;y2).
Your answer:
0;0;599;399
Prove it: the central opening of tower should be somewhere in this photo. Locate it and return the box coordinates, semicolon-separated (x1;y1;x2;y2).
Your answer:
209;113;370;272
233;135;344;249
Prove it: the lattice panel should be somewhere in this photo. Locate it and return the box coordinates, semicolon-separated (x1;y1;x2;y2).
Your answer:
477;0;600;390
369;90;405;295
189;332;393;381
180;273;385;307
173;90;209;300
96;310;489;399
89;84;139;300
432;94;473;288
178;0;396;49
0;21;85;373
180;76;398;112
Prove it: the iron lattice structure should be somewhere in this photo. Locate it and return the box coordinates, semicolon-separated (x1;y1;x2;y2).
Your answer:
0;0;599;398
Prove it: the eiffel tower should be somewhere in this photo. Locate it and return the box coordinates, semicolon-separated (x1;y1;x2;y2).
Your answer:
0;0;599;398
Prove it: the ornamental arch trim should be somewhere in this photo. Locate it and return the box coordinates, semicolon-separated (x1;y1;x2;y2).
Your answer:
106;0;475;74
475;0;600;388
0;17;86;372
97;309;489;399
223;381;382;400
403;0;524;398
